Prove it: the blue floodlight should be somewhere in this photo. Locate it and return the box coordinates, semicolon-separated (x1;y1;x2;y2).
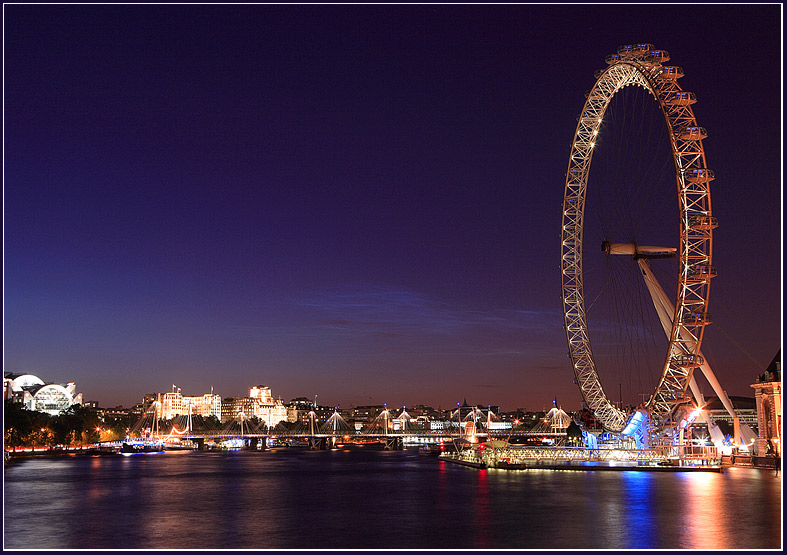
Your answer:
621;410;647;436
582;429;598;449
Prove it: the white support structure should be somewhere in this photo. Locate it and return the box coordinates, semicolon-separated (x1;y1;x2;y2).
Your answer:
636;254;756;447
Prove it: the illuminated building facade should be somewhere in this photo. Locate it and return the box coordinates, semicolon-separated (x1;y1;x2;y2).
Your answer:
220;386;287;426
221;397;256;422
3;372;84;416
249;385;273;403
287;397;316;423
250;386;288;426
186;394;222;419
159;392;184;419
751;351;781;457
156;390;222;420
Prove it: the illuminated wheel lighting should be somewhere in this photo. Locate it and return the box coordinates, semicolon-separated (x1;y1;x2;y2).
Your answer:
561;44;714;431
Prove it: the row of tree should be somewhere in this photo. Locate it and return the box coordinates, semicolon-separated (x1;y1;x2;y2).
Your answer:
3;401;134;451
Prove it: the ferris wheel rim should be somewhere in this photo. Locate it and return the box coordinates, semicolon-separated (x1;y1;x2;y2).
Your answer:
560;44;715;433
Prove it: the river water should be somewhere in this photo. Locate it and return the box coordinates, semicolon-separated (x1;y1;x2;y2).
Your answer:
3;448;782;550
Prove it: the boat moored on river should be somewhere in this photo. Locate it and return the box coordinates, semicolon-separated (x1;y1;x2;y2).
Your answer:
121;440;166;454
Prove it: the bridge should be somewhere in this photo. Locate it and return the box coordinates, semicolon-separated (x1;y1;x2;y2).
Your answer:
125;404;569;451
155;429;567;451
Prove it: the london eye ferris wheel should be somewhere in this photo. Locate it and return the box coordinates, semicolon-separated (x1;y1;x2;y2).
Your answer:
560;44;718;434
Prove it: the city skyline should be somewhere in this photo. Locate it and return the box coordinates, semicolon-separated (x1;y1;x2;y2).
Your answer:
4;5;782;411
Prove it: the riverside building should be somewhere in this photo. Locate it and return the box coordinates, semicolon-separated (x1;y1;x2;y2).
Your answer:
3;372;83;416
155;388;222;420
751;351;781;457
220;385;288;426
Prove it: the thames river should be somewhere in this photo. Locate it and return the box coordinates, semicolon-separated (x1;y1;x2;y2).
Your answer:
3;448;782;550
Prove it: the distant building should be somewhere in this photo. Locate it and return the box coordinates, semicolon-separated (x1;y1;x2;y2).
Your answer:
249;386;272;403
221;397;256;422
286;398;337;425
144;385;286;426
339;407;355;422
408;405;440;419
186;394;222;420
350;405;385;423
157;391;222;420
136;386;222;422
286;397;313;423
751;351;781;457
140;393;157;413
159;392;185;419
99;405;132;420
704;395;759;432
220;386;287;426
4;372;83;416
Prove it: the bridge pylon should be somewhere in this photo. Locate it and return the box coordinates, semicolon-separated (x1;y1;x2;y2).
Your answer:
384;437;404;450
309;437;327;450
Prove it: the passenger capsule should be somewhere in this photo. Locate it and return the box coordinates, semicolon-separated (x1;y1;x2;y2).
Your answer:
644;50;670;63
666;91;697;105
671;354;704;368
688;214;718;230
679;126;708;141
685;168;715;183
663;391;688;402
631;43;655;55
594;68;606;79
687;265;718;280
658;66;684;80
617;44;635;57
682;311;711;325
605;53;621;65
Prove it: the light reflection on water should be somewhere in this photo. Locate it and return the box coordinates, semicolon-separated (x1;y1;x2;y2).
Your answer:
4;450;781;549
680;470;731;549
620;471;658;548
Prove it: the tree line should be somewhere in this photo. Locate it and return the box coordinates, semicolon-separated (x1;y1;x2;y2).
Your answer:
3;400;134;451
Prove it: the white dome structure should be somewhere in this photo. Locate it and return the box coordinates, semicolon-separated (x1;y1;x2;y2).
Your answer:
8;373;45;392
4;372;82;416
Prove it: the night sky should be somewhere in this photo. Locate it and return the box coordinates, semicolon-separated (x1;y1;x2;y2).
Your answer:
4;4;782;411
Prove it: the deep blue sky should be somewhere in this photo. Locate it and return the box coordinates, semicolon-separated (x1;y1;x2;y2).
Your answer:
4;4;782;411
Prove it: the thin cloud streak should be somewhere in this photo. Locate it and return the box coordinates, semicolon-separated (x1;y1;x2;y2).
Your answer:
206;286;564;362
286;286;560;337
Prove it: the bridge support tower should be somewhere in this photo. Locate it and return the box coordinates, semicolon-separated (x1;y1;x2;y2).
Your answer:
385;437;403;450
309;437;327;450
